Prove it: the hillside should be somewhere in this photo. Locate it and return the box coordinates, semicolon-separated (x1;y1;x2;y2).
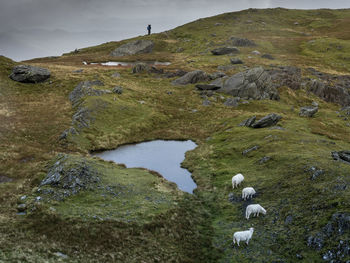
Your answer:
1;8;350;263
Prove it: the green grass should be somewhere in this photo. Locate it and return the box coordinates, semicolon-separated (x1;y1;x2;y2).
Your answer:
1;8;350;263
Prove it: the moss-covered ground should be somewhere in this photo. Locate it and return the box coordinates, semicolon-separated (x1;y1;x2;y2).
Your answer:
1;8;350;262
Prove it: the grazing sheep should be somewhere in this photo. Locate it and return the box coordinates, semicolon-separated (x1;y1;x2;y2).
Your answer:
246;204;266;219
233;227;254;246
242;187;256;200
232;173;244;189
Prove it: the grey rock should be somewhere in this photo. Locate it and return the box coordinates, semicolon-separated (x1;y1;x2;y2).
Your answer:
252;113;282;128
132;62;150;74
110;40;154;56
305;166;324;180
17;203;27;212
224;98;239;107
217;65;236;71
202;99;211;106
299;106;318;117
163;69;187;78
39;154;100;200
112;86;123;94
251;50;261;55
230;58;243;64
308;79;350;107
69;80;108;108
242;145;259;155
259;156;271;164
111;72;121;78
268;66;302;90
239;116;256;127
53;252;68;259
285;215;293;225
0;175;13;183
9;65;50;83
227;37;256;47
261;54;274;60
73;69;83;73
215;67;280;100
172;70;210;85
211;47;240;55
307;234;324;250
209;72;227;80
59;127;78;140
332;151;350;164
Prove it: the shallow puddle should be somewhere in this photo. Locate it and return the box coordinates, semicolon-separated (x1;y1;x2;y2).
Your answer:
94;140;197;193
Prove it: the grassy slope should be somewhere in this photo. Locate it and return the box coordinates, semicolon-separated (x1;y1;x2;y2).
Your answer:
1;8;350;262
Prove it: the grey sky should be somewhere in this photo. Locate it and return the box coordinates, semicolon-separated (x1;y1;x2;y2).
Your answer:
1;0;349;61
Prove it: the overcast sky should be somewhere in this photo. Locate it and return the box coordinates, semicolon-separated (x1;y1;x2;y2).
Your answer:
1;0;349;61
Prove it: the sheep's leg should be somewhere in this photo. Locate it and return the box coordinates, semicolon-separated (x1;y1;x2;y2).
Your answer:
237;240;240;246
246;239;249;245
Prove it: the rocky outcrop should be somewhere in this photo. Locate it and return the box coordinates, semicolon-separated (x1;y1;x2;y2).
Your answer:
214;67;280;100
251;113;282;128
230;58;243;64
227;37;256;47
307;213;350;262
211;47;240;55
172;70;211;85
38;154;100;201
239;116;256;127
308;79;350;107
110;40;154;56
299;106;318;117
69;80;109;107
332;151;350;164
9;65;50;83
268;66;302;90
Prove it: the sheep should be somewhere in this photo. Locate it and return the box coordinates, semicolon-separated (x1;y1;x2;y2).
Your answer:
242;187;256;200
233;227;254;246
245;204;266;219
232;173;244;189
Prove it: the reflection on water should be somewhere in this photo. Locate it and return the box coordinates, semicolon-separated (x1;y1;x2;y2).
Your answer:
94;140;197;194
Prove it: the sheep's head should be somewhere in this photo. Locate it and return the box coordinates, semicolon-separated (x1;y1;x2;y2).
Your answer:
262;208;267;214
249;227;254;232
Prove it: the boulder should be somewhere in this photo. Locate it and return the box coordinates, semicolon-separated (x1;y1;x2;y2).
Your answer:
252;113;282;128
132;63;150;74
299;106;318;117
110;40;154;56
69;80;109;108
261;54;274;60
112;86;123;94
172;70;210;85
215;67;279;100
211;47;240;55
251;50;261;55
238;116;256;127
9;65;50;83
224;97;239;107
209;72;226;80
230;58;244;64
332;151;350;164
227;37;256;47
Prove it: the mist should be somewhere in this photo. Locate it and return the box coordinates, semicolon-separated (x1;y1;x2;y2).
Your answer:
0;0;349;61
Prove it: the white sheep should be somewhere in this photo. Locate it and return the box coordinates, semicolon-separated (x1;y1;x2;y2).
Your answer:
233;227;254;246
245;204;266;219
232;173;244;189
242;187;256;200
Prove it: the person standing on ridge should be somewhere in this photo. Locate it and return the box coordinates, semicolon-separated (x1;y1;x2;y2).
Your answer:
147;24;151;35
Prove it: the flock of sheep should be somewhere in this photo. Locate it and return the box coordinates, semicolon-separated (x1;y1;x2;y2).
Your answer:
231;173;267;247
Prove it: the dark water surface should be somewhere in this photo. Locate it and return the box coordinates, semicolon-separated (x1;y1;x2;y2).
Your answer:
94;140;197;193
